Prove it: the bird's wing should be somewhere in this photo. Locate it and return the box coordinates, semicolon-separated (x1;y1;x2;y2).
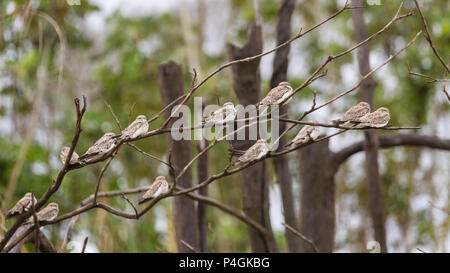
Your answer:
293;126;309;142
123;120;143;135
139;180;162;204
260;86;283;105
358;112;373;123
148;180;163;198
342;105;369;121
36;208;52;221
244;144;265;161
371;112;390;125
6;203;24;218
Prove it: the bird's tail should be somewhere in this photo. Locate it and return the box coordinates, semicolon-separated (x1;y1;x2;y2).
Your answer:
138;197;153;205
230;159;240;166
331;119;343;125
5;211;15;220
78;153;93;161
284;141;294;148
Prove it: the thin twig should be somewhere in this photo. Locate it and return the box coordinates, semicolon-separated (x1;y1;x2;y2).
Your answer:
407;61;449;83
126;143;171;168
128;102;136;125
121;194;138;218
93;156;115;204
105;101;122;131
81;237;88;253
416;247;427;253
282;222;320;253
180;240;198;253
428;201;450;215
413;0;450;73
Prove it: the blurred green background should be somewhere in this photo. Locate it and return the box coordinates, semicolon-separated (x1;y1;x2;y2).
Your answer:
0;0;448;252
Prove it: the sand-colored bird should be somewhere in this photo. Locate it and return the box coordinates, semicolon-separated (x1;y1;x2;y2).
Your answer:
121;115;149;140
138;176;169;205
79;132;117;160
232;139;270;166
6;193;37;219
258;82;294;106
203;102;236;126
24;202;59;225
60;146;79;165
353;107;391;128
333;102;371;125
285;121;321;147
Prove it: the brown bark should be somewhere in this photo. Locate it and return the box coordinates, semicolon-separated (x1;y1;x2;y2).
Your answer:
331;134;450;170
297;138;335;252
157;61;199;253
6;226;56;253
351;0;387;253
270;0;301;253
227;25;278;253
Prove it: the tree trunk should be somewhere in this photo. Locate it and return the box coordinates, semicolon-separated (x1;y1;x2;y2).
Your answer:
227;25;278;253
157;61;199;253
351;0;387;253
297;138;335;252
270;0;301;253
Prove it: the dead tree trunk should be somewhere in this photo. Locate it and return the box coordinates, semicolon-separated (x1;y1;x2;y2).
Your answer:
157;61;199;253
297;138;335;252
270;0;301;253
351;0;387;252
227;25;278;253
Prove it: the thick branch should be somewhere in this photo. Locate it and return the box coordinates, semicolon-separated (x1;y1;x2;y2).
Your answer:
331;134;450;172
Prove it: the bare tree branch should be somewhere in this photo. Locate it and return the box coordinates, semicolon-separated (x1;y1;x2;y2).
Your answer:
413;0;450;73
282;223;320;253
331;134;450;172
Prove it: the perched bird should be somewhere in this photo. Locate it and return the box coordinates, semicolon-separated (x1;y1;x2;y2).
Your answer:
6;193;37;219
332;102;371;125
353;107;391;128
258;81;294;107
203;102;236;126
138;176;169;205
24;202;59;225
231;139;270;166
79;132;117;160
121;115;149;139
60;146;79;165
285;121;321;147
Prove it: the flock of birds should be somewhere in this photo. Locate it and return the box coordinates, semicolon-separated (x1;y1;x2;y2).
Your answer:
6;81;391;224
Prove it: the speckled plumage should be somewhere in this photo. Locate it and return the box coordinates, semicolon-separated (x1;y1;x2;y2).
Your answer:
121;115;149;140
355;107;390;128
259;82;294;106
25;202;59;225
60;146;79;165
203;102;236;126
285;121;321;147
232;139;269;165
138;176;169;204
80;132;117;160
334;102;371;124
6;193;37;219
